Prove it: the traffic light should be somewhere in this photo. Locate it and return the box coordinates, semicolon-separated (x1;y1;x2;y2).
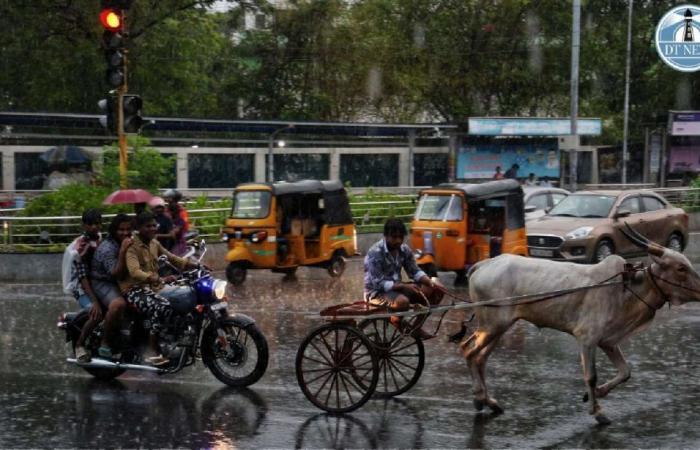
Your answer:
97;95;117;134
100;3;125;88
122;94;144;134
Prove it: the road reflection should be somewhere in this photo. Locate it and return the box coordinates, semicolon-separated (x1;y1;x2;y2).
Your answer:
294;399;424;449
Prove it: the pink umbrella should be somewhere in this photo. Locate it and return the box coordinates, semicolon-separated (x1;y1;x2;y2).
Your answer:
102;189;154;205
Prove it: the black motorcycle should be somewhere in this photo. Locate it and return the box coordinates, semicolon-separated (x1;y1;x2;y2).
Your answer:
58;241;269;387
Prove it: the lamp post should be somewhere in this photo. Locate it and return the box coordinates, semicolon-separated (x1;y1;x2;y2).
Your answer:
622;0;634;185
267;125;294;182
569;0;581;192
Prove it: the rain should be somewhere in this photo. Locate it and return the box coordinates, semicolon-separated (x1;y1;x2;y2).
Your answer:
2;260;700;448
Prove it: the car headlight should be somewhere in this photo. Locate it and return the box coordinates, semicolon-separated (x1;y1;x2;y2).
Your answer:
213;280;228;300
565;226;594;240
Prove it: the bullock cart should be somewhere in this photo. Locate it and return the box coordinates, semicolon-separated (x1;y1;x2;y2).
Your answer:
295;273;629;413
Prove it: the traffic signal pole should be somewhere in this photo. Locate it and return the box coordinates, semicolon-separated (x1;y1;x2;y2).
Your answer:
117;10;128;189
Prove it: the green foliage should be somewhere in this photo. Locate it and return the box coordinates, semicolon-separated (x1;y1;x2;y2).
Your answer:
21;183;113;218
99;136;176;192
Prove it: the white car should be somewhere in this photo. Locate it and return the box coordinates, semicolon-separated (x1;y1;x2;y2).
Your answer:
524;186;570;221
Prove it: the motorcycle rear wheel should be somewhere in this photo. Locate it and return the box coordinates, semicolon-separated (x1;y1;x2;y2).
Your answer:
201;319;269;387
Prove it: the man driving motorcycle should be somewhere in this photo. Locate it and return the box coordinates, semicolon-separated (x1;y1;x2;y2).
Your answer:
120;211;200;366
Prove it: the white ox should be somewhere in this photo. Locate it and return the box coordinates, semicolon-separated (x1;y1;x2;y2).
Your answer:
461;228;700;424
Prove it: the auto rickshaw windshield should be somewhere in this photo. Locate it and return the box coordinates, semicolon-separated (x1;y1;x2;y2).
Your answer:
415;194;463;221
231;191;272;218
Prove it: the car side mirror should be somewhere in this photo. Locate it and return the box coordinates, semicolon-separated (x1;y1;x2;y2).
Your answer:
544;207;551;213
615;209;631;219
524;205;537;213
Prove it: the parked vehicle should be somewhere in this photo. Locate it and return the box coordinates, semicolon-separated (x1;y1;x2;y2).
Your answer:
523;186;570;221
223;180;357;285
526;190;688;263
58;241;269;386
410;179;529;285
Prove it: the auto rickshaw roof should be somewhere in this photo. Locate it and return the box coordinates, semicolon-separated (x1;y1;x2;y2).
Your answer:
236;180;344;196
427;179;522;199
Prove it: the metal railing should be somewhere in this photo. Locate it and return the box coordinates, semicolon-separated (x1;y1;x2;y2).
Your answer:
3;186;699;252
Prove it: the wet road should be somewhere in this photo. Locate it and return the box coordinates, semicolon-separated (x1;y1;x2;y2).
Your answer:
2;259;700;448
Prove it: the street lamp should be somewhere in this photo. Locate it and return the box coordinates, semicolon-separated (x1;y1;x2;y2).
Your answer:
267;124;294;182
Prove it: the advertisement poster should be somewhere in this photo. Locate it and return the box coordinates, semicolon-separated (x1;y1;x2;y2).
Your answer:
457;142;560;180
668;146;700;173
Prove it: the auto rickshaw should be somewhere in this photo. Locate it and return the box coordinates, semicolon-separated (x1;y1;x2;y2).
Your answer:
409;179;528;285
223;180;357;285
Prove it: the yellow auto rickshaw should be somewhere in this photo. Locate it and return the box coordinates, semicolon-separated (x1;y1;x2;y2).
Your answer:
409;179;528;285
223;180;357;284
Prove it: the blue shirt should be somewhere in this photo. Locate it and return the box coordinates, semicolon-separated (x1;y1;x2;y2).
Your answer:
363;239;426;300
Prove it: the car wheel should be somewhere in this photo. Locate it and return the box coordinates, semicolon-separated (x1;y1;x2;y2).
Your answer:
666;233;683;252
593;239;614;263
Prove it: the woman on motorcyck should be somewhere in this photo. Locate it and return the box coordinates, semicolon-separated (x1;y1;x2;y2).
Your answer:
119;211;199;366
88;214;133;360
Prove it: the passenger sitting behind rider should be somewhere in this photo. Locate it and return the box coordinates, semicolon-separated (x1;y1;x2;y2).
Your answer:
88;214;133;361
62;209;103;362
364;218;443;339
120;211;200;366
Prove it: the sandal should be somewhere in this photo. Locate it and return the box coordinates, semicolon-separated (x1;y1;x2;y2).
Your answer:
145;355;169;367
75;346;91;363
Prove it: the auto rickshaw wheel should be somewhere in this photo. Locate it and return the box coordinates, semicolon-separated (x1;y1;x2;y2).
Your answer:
327;252;346;278
226;262;248;285
419;263;438;278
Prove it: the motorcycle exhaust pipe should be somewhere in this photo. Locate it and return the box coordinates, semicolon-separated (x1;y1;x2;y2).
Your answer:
66;358;163;373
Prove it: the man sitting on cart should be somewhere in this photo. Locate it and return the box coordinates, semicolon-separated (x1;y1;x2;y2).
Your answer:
364;218;442;339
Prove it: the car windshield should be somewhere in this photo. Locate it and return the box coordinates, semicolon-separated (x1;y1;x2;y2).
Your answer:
548;194;615;218
231;191;271;218
415;194;463;221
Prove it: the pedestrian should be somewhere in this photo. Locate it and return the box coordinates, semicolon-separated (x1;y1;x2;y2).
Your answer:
505;163;520;179
540;176;552;187
493;166;504;180
525;173;537;186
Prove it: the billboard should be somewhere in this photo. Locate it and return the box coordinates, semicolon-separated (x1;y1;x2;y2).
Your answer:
468;117;602;136
457;141;560;180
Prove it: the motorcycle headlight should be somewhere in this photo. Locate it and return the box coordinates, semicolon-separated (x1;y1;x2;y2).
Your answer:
565;226;594;240
213;280;228;300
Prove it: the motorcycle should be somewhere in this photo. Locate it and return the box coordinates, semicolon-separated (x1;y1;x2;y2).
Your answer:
58;240;269;387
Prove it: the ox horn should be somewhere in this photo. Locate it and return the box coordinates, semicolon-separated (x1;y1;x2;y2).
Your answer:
620;223;648;249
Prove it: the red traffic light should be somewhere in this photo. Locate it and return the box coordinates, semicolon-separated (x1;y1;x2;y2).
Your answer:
99;9;122;31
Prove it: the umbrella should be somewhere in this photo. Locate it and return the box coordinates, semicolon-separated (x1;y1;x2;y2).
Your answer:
103;189;154;205
39;145;92;166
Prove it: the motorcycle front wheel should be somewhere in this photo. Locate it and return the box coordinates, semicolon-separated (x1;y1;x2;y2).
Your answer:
201;319;269;387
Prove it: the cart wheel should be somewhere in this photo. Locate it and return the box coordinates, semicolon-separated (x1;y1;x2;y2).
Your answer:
296;323;378;413
357;318;425;398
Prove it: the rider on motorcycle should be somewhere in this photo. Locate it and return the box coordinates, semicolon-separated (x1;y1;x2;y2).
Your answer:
62;209;104;362
88;213;133;360
120;211;200;366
